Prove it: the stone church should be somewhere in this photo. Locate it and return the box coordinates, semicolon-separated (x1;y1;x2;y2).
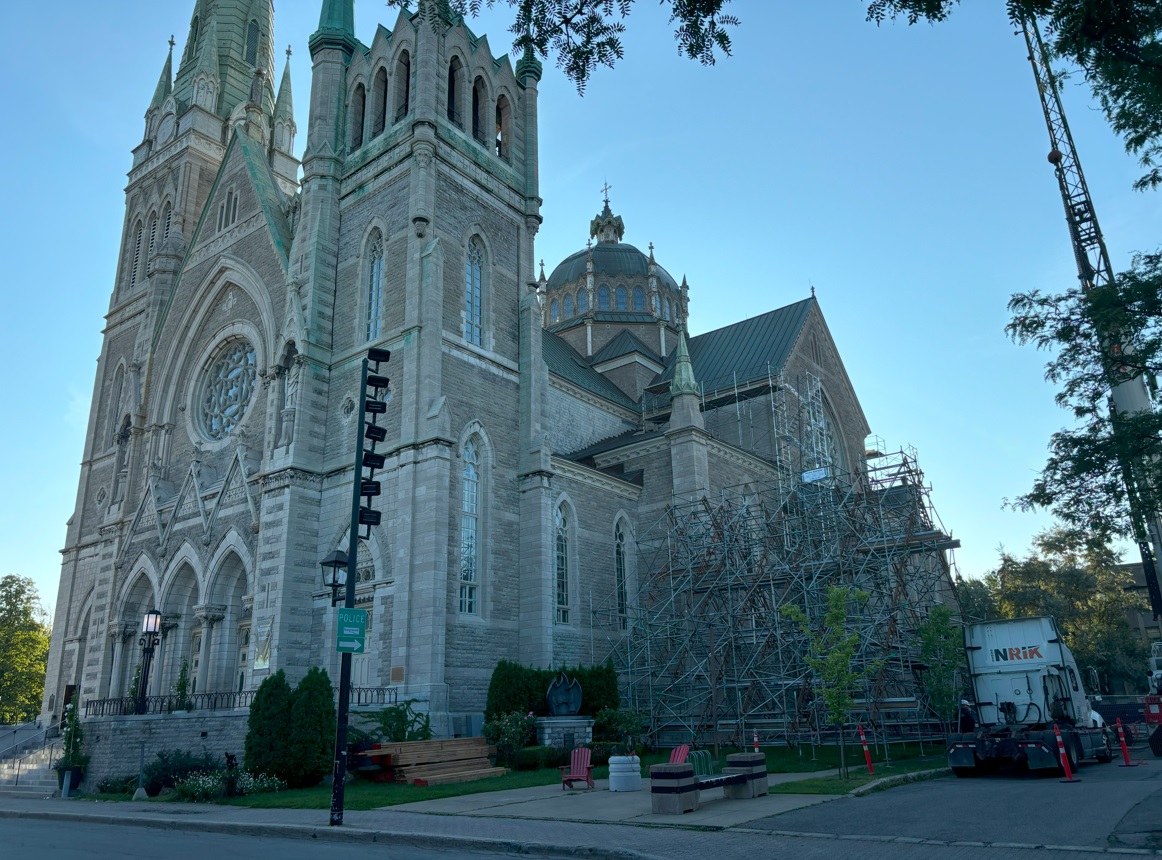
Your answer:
42;0;873;740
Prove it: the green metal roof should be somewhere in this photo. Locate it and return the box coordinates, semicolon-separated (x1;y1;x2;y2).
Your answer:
546;242;679;291
542;331;637;409
653;297;815;391
589;329;662;366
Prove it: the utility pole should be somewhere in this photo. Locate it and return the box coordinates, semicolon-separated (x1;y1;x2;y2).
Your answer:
1021;15;1162;616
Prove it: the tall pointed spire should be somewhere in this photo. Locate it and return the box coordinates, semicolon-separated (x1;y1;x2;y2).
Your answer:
149;38;174;111
274;48;294;124
669;329;699;398
311;0;356;55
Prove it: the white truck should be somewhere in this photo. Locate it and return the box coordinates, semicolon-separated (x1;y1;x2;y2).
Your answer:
947;616;1111;776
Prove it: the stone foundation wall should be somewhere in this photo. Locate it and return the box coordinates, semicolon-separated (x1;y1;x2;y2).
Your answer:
535;717;594;749
82;712;249;789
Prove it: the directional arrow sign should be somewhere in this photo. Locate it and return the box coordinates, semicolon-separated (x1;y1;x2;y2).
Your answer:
335;608;367;654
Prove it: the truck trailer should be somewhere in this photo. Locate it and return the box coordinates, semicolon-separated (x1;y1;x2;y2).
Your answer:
947;616;1111;776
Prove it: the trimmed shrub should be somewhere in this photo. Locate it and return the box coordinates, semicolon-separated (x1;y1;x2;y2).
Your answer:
513;744;568;771
245;670;293;778
143;749;219;797
587;742;618;767
483;710;536;768
285;666;336;789
484;659;621;722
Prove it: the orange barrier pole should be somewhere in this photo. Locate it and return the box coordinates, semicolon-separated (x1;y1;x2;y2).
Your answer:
1054;723;1079;783
1116;718;1140;767
858;724;874;775
753;729;759;754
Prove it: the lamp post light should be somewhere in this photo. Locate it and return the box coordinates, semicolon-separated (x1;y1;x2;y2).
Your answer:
136;609;162;715
320;550;349;607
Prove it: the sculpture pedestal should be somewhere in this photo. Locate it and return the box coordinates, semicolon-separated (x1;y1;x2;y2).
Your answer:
535;716;594;748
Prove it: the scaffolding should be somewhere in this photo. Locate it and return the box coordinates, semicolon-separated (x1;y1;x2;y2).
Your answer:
606;368;960;746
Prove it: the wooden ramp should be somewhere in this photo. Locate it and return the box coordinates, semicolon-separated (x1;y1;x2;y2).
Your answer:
370;737;506;786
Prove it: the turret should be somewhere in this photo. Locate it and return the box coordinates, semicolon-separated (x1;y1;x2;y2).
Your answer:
270;48;299;195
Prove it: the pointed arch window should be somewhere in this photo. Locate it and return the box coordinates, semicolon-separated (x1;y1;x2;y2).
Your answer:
245;20;259;67
563;294;574;318
447;57;463;126
460;440;481;614
108;366;125;448
550;300;559;323
351;84;366;149
465;237;484;345
162;205;172;241
471;77;487;145
555;506;570;624
577;290;588;314
495;94;511;161
148;214;158;256
130;220;143;289
597;285;610;311
633;287;645;311
395;51;411;122
615;521;628;630
365;231;384;341
615;286;627;311
663;298;672;321
372;67;388;137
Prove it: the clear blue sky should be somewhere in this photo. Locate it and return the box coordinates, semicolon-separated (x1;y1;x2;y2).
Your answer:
2;1;1159;617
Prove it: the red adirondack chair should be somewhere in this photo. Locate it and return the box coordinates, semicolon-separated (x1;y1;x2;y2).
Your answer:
560;746;595;790
669;744;690;764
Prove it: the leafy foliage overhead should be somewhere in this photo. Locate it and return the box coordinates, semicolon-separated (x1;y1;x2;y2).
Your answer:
867;1;1162;190
400;0;738;92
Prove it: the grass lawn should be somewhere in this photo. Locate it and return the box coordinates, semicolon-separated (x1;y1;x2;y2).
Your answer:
81;742;949;807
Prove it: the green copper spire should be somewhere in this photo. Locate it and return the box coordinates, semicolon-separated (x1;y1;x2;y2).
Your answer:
670;329;699;398
274;49;294;123
310;0;356;54
149;39;174;111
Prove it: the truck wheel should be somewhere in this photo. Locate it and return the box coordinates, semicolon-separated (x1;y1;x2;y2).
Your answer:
951;766;975;778
1096;736;1113;763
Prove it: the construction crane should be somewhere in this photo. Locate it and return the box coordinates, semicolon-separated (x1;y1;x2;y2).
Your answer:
1021;15;1162;617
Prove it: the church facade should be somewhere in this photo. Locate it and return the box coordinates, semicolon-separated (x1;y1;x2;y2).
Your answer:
43;0;872;736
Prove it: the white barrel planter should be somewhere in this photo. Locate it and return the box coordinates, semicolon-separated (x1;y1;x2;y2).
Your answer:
608;754;643;791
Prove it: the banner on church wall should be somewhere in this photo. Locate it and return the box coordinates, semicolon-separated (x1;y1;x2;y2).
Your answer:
253;617;272;670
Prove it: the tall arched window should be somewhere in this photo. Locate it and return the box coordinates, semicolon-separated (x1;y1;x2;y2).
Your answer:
465;237;484;345
351;84;366;149
563;294;574;318
108;365;125;448
615;286;627;311
471;76;487;145
495;94;511;161
460;440;480;614
597;285;610;311
664;298;672;321
371;67;388;136
365;231;384;341
186;16;200;62
555;506;570;623
615;521;628;630
394;51;411;121
578;290;588;314
130;220;143;289
447;57;463;126
148;213;158;258
550;300;559;323
633;286;645;311
245;20;259;66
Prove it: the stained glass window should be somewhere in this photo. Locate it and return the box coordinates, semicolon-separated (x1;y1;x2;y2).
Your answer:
460;441;479;614
615;521;628;630
200;340;257;441
555;506;569;623
366;232;384;341
615;286;627;311
633;287;645;311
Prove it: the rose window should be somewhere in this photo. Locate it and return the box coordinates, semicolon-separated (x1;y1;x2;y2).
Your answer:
200;340;257;440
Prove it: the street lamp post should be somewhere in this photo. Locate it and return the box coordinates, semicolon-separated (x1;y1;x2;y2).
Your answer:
328;346;390;827
136;609;162;715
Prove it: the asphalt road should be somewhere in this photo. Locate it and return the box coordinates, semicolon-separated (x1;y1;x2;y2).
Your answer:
749;758;1162;850
0;817;568;860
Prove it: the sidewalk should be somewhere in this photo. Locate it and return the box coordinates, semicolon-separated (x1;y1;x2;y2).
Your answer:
0;770;844;860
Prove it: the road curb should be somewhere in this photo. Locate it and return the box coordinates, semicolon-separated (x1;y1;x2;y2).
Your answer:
849;767;949;796
0;807;653;859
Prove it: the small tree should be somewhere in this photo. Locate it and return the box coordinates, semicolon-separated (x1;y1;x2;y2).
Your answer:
244;670;292;777
285;667;336;789
784;586;873;778
917;604;964;733
172;658;192;710
54;700;88;774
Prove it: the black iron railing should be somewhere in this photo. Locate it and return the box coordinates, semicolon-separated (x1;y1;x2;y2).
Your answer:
84;686;397;717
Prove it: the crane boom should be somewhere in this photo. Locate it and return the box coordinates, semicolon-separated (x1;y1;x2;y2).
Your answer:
1021;15;1162;616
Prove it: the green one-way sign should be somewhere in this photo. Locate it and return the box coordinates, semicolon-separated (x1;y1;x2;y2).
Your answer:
335;607;367;654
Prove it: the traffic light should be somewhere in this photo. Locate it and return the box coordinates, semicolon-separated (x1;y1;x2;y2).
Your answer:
357;349;390;539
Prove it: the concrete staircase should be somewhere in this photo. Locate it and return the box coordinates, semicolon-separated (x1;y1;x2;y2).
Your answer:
0;746;59;798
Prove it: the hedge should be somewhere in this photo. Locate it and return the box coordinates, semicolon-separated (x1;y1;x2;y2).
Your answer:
484;658;619;722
